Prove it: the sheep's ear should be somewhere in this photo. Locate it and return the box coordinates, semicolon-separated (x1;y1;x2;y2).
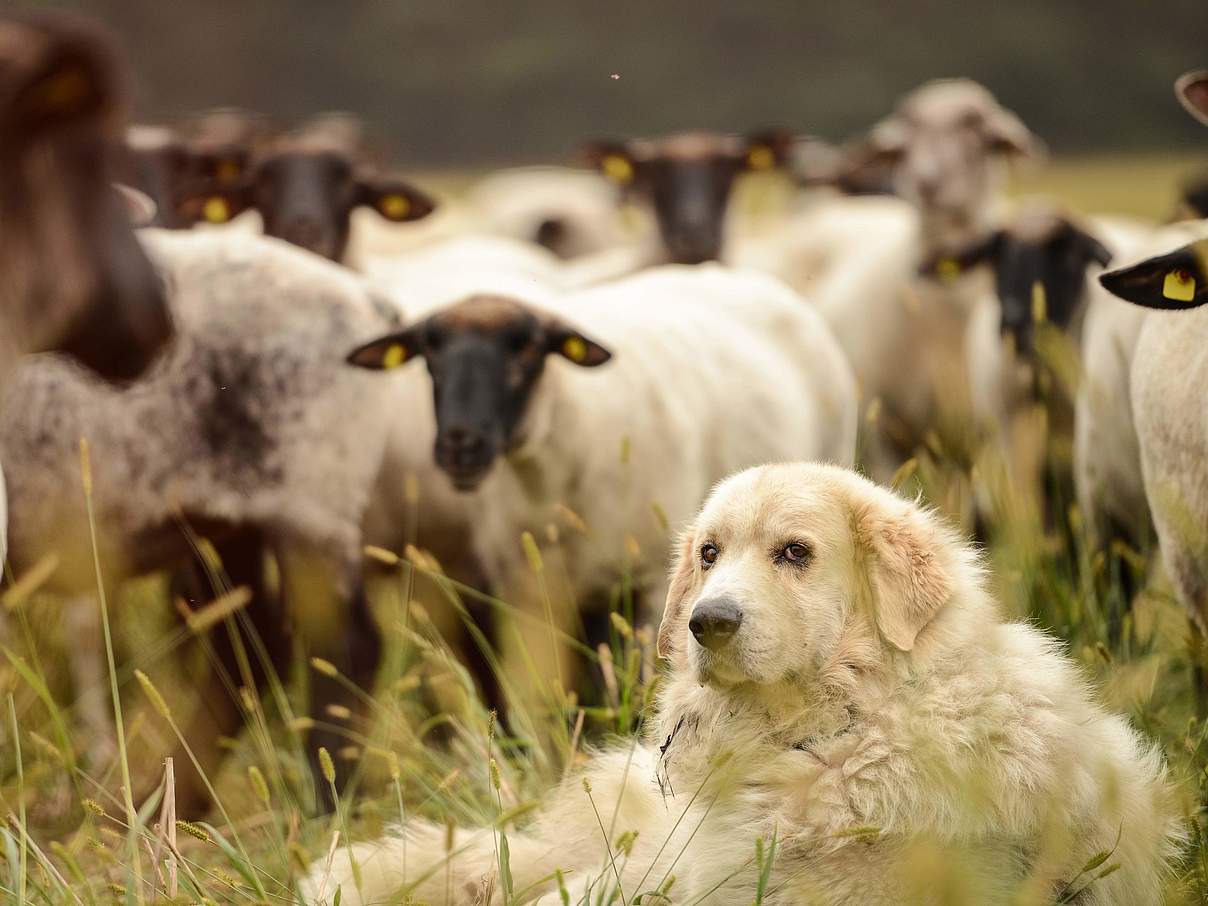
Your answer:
345;328;421;370
1073;228;1113;269
545;322;611;367
11;37;113;133
177;181;254;226
855;497;952;652
1176;70;1208;126
1098;241;1208;311
357;176;437;223
836;118;909;187
982;106;1045;158
656;529;698;665
582;140;638;186
919;231;1003;280
742;128;796;172
114;184;156;227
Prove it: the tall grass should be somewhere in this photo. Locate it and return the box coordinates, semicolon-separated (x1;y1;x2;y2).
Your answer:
3;155;1208;904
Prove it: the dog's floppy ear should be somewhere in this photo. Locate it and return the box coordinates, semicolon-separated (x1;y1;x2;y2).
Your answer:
656;528;697;665
856;497;952;652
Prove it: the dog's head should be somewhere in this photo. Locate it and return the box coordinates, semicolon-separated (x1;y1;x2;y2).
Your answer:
657;463;971;687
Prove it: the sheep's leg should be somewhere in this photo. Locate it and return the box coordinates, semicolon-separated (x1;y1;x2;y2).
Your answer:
168;525;286;818
64;594;118;767
1151;515;1208;716
278;540;381;812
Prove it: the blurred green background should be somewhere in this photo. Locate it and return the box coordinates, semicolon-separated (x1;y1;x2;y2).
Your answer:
31;0;1208;166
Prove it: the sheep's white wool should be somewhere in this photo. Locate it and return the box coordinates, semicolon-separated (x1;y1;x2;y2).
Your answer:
359;235;566;584
375;264;857;621
304;463;1180;906
1076;218;1208;549
464;166;636;259
1125;222;1208;632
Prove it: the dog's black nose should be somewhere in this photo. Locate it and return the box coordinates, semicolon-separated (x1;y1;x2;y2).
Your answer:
689;597;743;650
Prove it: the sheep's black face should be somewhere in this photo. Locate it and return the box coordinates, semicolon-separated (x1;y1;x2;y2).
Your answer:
584;131;793;265
179;149;435;263
345;296;612;492
426;311;548;490
990;227;1110;351
923;211;1111;355
641;156;744;265
255;151;359;261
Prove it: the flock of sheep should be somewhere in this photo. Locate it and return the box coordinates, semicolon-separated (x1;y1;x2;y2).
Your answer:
5;6;1208;903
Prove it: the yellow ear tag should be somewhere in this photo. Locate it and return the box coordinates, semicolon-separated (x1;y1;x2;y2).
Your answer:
1031;281;1047;323
747;145;776;171
35;68;88;112
381;344;406;369
601;155;633;184
202;197;230;224
562;336;588;362
216;160;242;184
936;258;960;281
379;194;411;219
1163;268;1196;302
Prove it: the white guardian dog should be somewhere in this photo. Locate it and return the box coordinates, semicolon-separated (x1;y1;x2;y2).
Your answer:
304;463;1181;905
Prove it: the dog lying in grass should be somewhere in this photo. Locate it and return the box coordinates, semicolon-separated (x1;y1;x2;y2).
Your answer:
304;462;1181;905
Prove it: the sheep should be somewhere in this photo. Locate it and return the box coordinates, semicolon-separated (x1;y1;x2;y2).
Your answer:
120;108;273;231
740;80;1045;477
577;129;797;267
1072;221;1202;556
355;236;573;706
346;264;857;710
463;165;635;259
919;203;1117;530
1096;224;1208;636
1090;69;1208;665
180;113;438;265
1074;70;1208;606
0;228;399;816
0;10;175;566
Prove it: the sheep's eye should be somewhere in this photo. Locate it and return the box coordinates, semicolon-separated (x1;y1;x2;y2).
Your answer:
700;542;719;567
781;541;812;564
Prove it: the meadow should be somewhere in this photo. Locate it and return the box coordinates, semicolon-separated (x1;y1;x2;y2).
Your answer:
2;152;1208;905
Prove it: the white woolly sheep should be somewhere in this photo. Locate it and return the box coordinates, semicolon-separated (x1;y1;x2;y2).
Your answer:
1096;224;1208;641
0;229;398;816
925;204;1119;524
1076;73;1208;549
347;264;858;704
734;80;1043;475
1073;220;1203;555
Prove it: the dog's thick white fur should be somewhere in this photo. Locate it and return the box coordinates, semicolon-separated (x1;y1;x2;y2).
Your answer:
303;463;1180;905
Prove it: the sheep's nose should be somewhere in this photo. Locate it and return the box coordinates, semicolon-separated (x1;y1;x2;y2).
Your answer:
439;426;486;457
689;597;743;650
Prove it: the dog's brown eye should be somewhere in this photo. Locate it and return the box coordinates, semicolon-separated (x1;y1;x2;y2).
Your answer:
781;542;811;563
700;542;719;566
